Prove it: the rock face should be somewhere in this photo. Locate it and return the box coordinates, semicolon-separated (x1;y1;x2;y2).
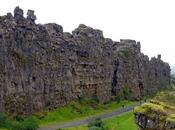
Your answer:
0;7;171;115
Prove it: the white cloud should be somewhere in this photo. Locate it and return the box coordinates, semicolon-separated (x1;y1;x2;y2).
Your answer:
0;0;174;65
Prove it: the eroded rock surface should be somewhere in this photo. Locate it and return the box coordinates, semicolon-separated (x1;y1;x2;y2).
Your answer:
0;7;171;114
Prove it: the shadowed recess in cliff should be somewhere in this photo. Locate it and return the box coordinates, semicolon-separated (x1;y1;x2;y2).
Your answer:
111;60;120;96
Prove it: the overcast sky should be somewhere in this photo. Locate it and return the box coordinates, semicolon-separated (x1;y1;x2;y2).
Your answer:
0;0;174;66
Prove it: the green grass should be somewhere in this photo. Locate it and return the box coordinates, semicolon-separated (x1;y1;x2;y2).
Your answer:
154;91;175;105
61;112;137;130
34;100;135;127
104;112;137;130
61;125;87;130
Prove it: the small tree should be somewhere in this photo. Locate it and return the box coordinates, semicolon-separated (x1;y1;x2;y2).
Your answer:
123;83;130;99
116;91;121;103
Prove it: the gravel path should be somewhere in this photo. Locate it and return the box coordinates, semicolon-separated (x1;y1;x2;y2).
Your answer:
38;103;141;130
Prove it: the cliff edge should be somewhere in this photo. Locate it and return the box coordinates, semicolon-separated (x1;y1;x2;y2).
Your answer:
0;7;171;115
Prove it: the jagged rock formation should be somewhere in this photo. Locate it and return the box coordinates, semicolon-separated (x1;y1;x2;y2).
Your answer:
0;7;171;115
134;92;175;130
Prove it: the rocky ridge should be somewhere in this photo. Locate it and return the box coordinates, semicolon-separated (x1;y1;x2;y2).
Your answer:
0;7;171;115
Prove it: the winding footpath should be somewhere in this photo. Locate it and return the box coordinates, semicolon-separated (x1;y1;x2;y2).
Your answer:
38;102;141;130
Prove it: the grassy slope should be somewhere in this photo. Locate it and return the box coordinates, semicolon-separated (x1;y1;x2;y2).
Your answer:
154;91;175;106
61;112;137;130
135;91;175;114
134;91;175;129
35;100;135;127
105;112;137;130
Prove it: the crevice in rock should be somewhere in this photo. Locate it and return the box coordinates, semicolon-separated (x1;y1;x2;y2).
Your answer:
111;60;119;96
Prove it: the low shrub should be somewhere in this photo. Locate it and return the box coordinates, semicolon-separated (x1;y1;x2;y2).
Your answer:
88;118;107;130
78;96;98;106
11;117;39;130
69;101;84;114
0;113;39;130
14;115;25;121
33;111;48;119
0;112;11;129
20;117;39;130
10;121;23;130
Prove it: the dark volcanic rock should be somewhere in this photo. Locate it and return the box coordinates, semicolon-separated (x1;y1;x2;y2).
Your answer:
0;7;171;115
27;9;37;22
14;6;24;19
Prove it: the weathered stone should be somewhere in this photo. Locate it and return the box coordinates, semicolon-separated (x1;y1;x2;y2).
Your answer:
14;6;24;19
0;7;171;115
27;9;36;22
158;54;161;59
6;13;13;19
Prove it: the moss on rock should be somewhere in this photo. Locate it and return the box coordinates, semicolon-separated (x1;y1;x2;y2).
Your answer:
134;91;175;130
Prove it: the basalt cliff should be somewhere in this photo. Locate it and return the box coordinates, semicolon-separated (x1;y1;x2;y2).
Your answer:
134;92;175;130
0;7;171;115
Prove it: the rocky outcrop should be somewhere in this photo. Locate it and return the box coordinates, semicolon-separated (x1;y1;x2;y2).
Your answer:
134;92;175;130
0;7;171;115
